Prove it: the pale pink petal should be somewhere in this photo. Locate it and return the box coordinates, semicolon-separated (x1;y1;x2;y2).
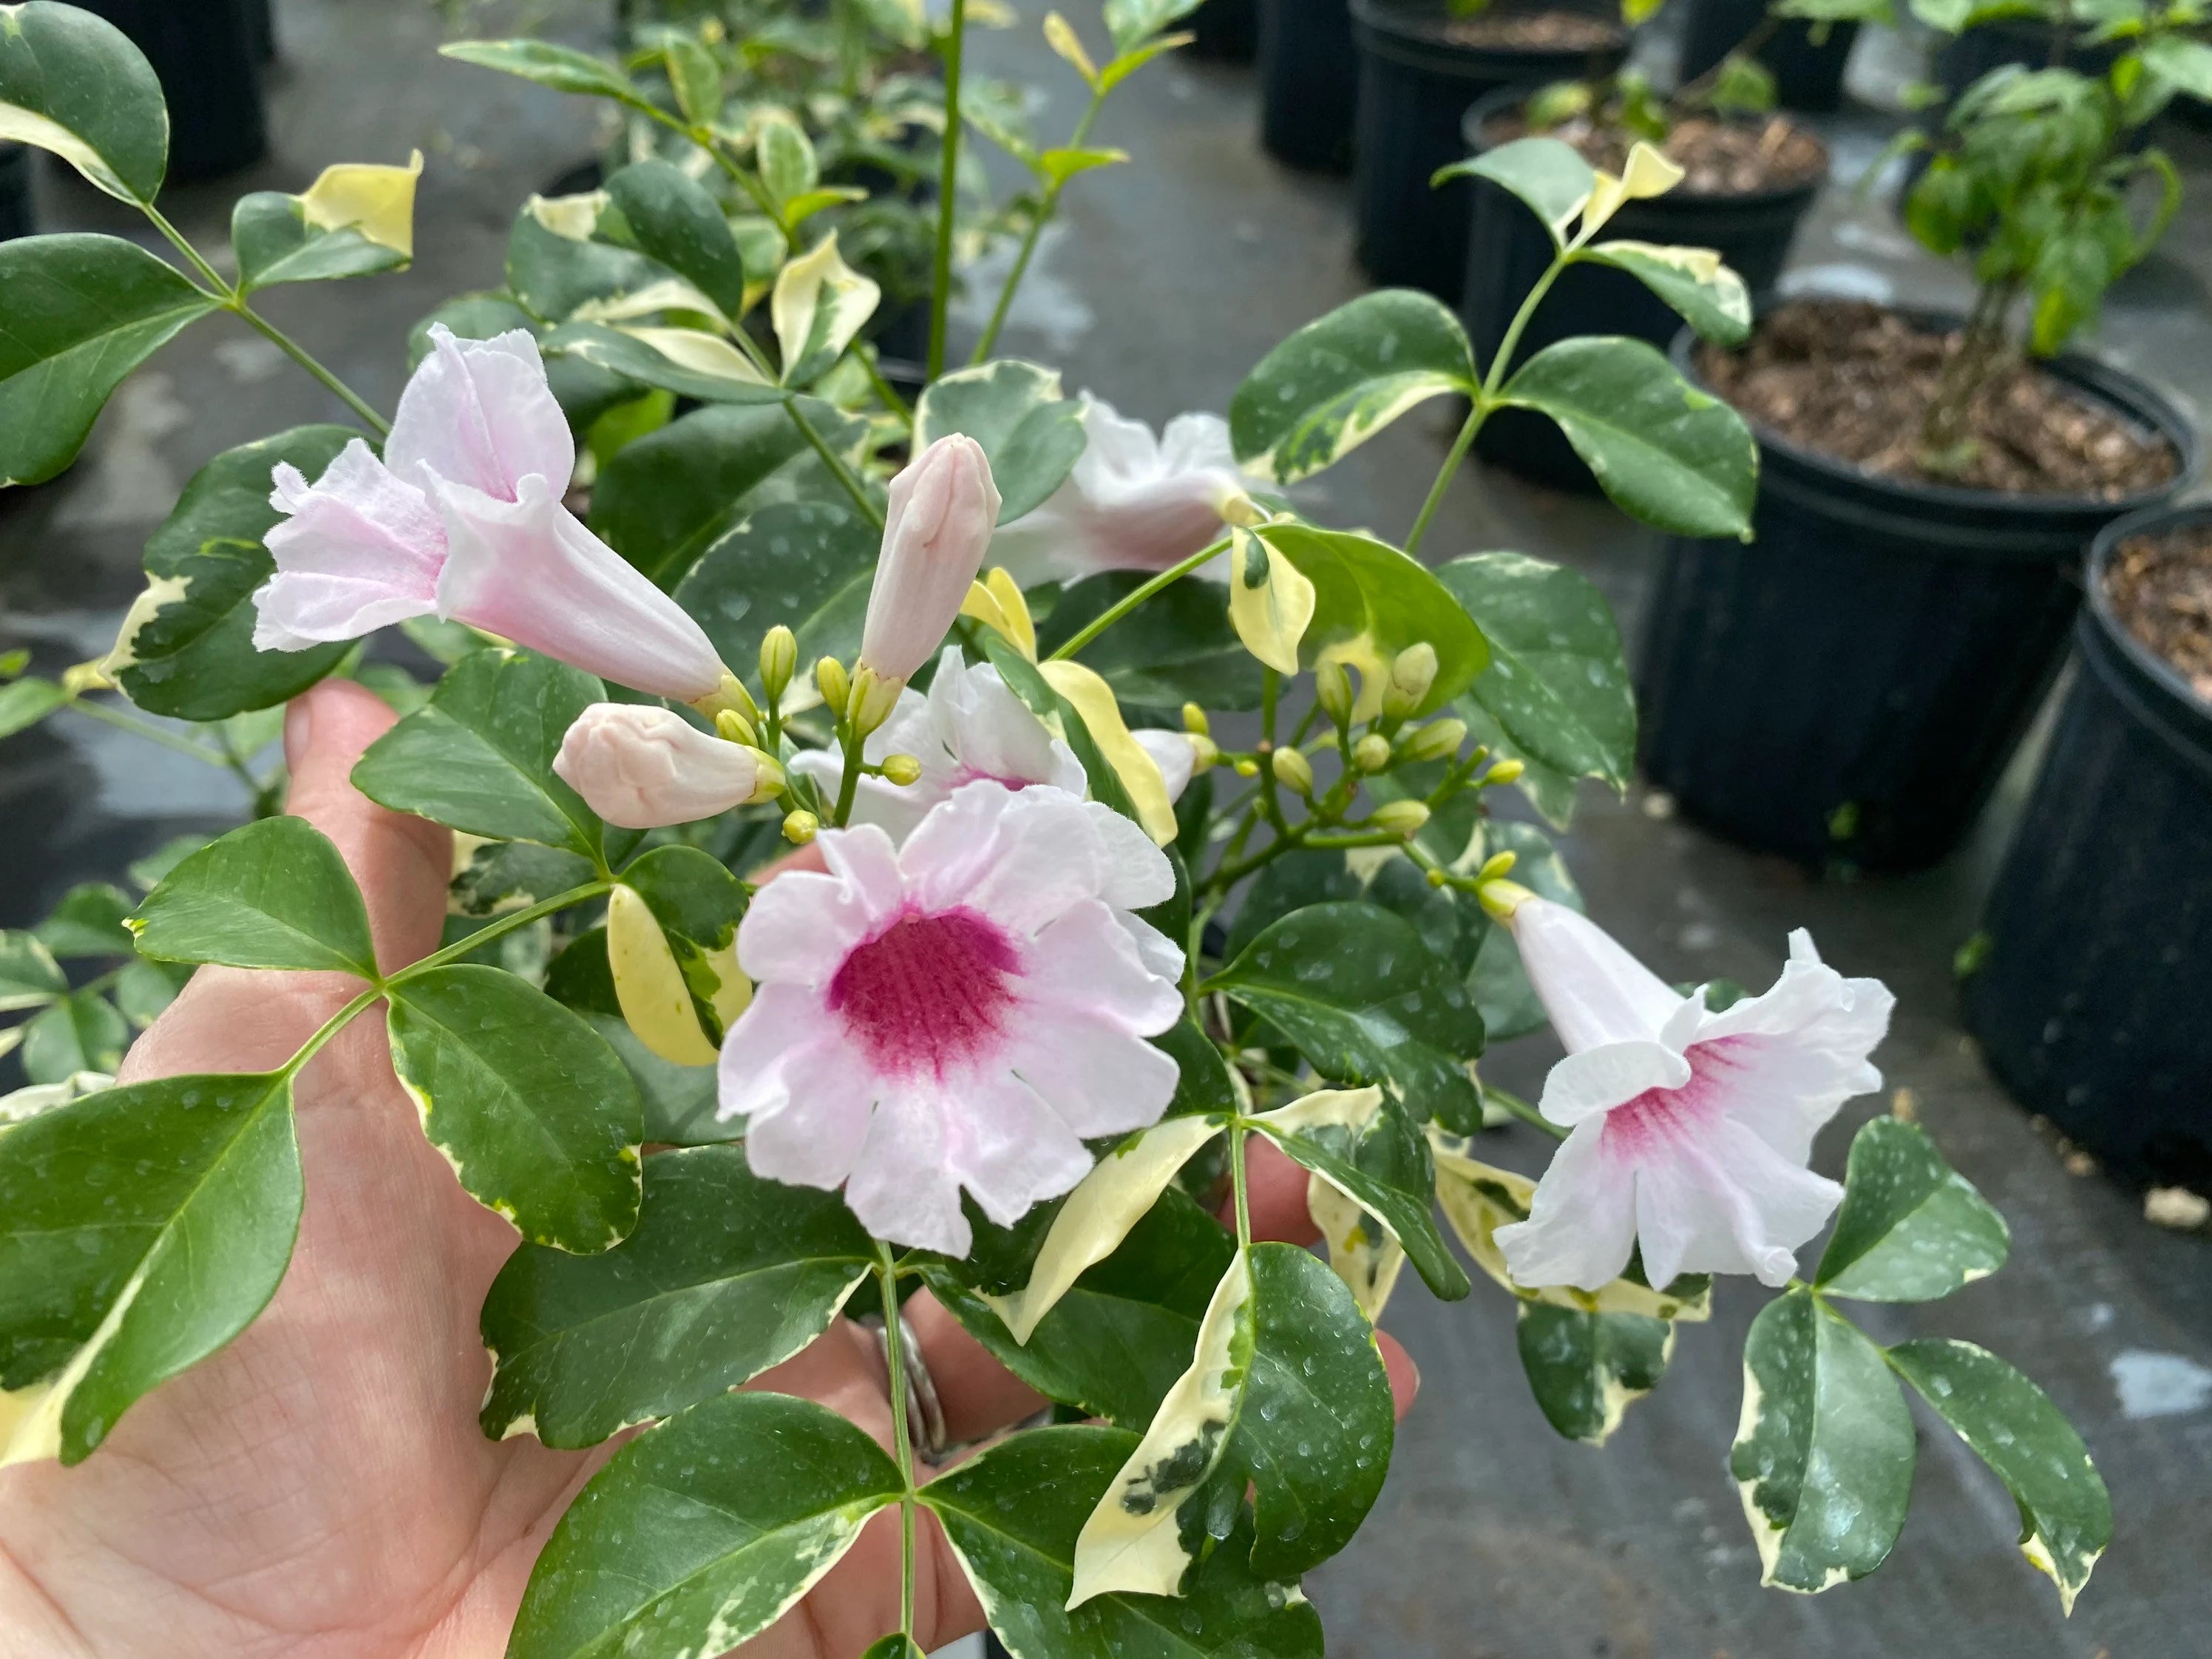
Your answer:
743;1043;876;1191
1115;909;1186;983
387;325;573;503
253;442;444;649
1133;728;1196;804
861;435;1000;682
1022;898;1183;1035
552;703;766;828
716;984;841;1121
844;1086;970;1253
737;858;895;988
900;783;1099;929
1082;800;1177;911
1495;1117;1639;1291
1536;1039;1691;1127
431;476;726;701
1510;897;1689;1053
1629;1113;1842;1290
950;1073;1095;1226
1004;1013;1181;1138
933;657;1071;788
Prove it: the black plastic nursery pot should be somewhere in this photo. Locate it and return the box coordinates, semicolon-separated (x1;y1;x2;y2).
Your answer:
79;0;267;183
0;143;31;243
1351;0;1626;299
1190;0;1261;60
1677;0;1858;113
1259;0;1358;172
1460;90;1823;492
1637;325;2199;872
1962;507;2212;1188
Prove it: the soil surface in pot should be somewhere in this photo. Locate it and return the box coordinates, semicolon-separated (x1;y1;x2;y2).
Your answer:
1697;299;2180;496
1493;111;1826;194
1415;9;1622;49
2108;523;2212;700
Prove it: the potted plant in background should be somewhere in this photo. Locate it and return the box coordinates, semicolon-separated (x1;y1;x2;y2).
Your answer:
1962;506;2212;1191
1637;19;2205;872
1351;0;1629;298
1258;0;1361;169
1678;0;1862;113
1448;46;1828;489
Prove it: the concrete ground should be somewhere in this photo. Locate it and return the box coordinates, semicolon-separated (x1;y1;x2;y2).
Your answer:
2;1;2209;1655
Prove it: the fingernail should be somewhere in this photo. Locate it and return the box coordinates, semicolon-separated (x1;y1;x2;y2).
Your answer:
283;694;314;771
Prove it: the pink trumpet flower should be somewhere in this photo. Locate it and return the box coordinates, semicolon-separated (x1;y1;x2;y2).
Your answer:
716;781;1185;1254
251;326;727;702
1490;895;1893;1292
859;434;1001;683
553;704;781;829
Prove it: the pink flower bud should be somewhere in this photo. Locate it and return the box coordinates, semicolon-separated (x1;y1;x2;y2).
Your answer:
553;703;781;829
859;434;1000;682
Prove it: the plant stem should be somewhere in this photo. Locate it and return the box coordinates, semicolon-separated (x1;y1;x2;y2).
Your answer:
787;400;886;528
387;883;612;983
929;0;968;379
832;726;866;826
279;984;387;1081
1204;825;1308;893
875;1241;920;1645
1485;1082;1565;1139
969;89;1107;364
1048;535;1232;661
64;698;230;764
140;200;233;296
856;349;914;426
1403;403;1483;558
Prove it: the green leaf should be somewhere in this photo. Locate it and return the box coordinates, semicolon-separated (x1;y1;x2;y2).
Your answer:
129;818;376;976
1499;337;1757;540
0;1071;301;1465
1466;819;1584;1039
230;192;407;292
439;38;651;109
1887;1338;2110;1612
1813;1116;2010;1300
1039;146;1128;186
1248;1086;1470;1300
591;398;869;588
33;882;135;958
1583;241;1753;347
0;234;217;486
351;648;611;860
1515;1303;1672;1445
2144;33;2212;99
541;321;782;405
1439;551;1635;798
0;1;168;201
1103;0;1208;55
860;1638;923;1659
1434;138;1595;247
1730;1288;1914;1592
925;1425;1324;1659
1204;900;1484;1134
912;359;1085;523
1097;32;1192;92
928;1185;1236;1429
1038;570;1258;710
1255;522;1488;713
479;1144;872;1448
385;966;642;1252
1221;848;1360;964
1229;290;1477;483
601;159;749;322
509;1390;903;1659
506;204;664;326
758;120;818;207
20;992;127;1084
675;500;878;703
0;931;66;1012
772;233;878;387
109;425;359;719
113;957;188;1028
616;844;751;1048
0;676;66;738
583;1012;729;1144
450;841;596;916
661;36;721;127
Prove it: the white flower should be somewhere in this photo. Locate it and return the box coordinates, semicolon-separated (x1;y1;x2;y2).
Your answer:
792;647;1088;843
1491;896;1893;1292
716;781;1187;1253
552;703;781;829
987;398;1252;588
861;434;1001;682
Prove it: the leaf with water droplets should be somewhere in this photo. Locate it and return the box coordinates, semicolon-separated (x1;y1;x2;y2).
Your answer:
1816;1117;2009;1302
1515;1303;1672;1445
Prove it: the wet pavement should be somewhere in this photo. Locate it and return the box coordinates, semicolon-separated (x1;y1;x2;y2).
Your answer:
3;2;2209;1655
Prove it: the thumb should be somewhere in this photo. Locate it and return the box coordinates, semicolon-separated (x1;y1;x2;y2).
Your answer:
282;679;452;974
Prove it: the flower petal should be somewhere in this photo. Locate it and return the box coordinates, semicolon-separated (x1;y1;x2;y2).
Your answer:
1495;1117;1639;1291
716;983;840;1120
1630;1113;1842;1291
736;832;901;988
1510;897;1690;1053
387;325;574;503
903;782;1104;932
844;1085;971;1253
1005;1011;1181;1139
951;1073;1096;1226
1023;898;1184;1036
254;442;444;648
1536;1039;1692;1127
743;1042;877;1192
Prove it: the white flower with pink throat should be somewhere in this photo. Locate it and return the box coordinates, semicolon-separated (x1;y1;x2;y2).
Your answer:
1486;890;1893;1292
717;780;1187;1252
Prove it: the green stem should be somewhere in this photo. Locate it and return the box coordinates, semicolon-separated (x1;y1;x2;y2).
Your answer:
140;200;232;296
968;89;1107;365
1204;826;1306;895
929;0;968;379
1047;535;1232;661
231;304;393;437
64;698;231;764
875;1241;920;1643
1485;1083;1565;1140
387;883;611;984
1402;403;1482;559
278;984;387;1081
787;400;886;529
856;349;914;425
832;727;866;827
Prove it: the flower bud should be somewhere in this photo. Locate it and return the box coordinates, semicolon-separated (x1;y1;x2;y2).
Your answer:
553;703;781;829
1399;717;1467;764
847;662;903;737
1234;756;1259;778
1476;849;1519;883
1486;757;1527;786
859;433;1001;682
783;808;820;844
1382;642;1439;719
1425;866;1448;888
816;655;851;716
1476;876;1534;922
1371;798;1431;839
881;753;923;787
714;707;757;745
1351;733;1393;773
1181;702;1210;736
759;625;798;702
1270;746;1314;795
1314;659;1355;728
1189;734;1221;770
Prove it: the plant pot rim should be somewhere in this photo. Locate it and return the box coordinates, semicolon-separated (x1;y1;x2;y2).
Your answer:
1350;0;1627;75
1461;86;1828;208
2084;503;2212;735
1672;308;2202;550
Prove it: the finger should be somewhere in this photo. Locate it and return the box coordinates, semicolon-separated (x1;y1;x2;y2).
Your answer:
1231;1136;1320;1246
1377;1329;1420;1418
907;1289;1048;1444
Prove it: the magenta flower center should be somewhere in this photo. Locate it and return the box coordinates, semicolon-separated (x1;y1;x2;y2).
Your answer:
828;907;1021;1079
1600;1036;1749;1158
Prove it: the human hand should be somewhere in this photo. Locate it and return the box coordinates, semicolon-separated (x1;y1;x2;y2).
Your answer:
0;679;1417;1659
